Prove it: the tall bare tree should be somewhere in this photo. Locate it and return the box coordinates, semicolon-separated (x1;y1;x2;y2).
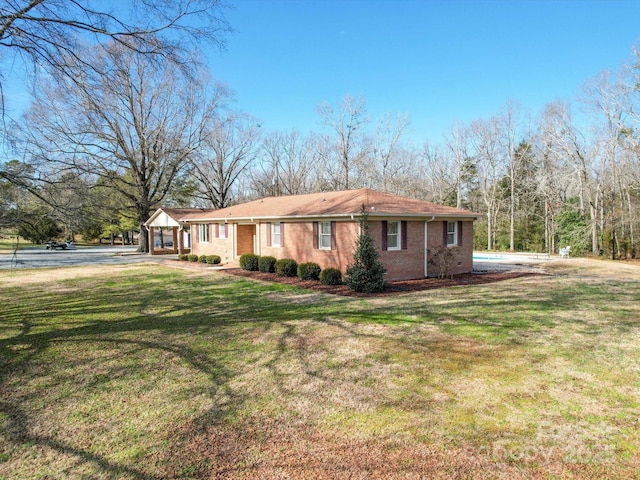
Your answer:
0;0;229;110
190;112;261;208
16;40;226;251
470;116;506;250
316;94;370;190
254;130;318;197
370;112;410;191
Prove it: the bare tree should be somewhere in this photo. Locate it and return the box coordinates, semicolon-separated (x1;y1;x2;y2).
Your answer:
420;140;455;205
0;1;229;106
470;117;506;250
444;121;476;209
16;40;226;252
370;112;410;191
254;130;318;197
190;112;261;208
316;94;370;190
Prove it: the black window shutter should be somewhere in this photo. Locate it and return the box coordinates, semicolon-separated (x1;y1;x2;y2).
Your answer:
331;221;336;250
457;221;463;246
381;221;388;251
443;221;448;246
401;221;408;250
313;222;318;249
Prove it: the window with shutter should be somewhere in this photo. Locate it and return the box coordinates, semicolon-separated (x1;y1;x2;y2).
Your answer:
319;221;332;250
447;221;457;246
387;221;400;250
272;223;281;247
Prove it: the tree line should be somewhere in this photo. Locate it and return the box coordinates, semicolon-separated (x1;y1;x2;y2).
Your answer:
1;2;639;257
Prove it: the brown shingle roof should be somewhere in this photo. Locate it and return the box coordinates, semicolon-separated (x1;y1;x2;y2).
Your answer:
180;189;479;222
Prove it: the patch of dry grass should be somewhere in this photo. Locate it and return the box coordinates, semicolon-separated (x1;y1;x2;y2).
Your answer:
1;259;639;479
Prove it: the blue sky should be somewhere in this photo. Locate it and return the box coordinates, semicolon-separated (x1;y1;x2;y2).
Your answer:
209;0;640;143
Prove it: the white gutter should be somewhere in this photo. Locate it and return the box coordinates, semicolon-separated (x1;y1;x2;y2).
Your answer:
424;216;436;278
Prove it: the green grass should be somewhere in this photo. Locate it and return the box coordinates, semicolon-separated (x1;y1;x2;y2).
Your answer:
1;263;639;479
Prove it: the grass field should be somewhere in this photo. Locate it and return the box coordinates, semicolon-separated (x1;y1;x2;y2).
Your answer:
1;259;639;479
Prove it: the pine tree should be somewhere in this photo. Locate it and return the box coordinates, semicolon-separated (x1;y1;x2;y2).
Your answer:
346;205;386;293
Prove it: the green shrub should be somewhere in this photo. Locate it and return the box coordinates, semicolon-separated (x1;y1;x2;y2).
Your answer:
297;262;321;280
319;267;342;286
346;207;386;293
187;254;199;262
177;254;189;261
258;255;277;273
205;255;221;265
239;253;259;271
198;254;208;263
275;258;298;277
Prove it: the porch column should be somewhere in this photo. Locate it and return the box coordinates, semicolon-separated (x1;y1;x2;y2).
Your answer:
149;226;156;255
172;227;178;254
177;226;184;255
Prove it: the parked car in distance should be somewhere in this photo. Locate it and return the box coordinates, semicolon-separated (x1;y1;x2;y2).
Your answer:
45;241;76;250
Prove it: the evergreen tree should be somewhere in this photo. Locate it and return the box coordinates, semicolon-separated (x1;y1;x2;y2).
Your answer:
346;206;386;293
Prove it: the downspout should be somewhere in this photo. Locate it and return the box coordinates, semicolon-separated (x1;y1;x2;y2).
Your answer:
424;217;436;277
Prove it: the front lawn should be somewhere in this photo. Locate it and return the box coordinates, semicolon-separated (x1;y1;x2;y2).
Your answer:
1;260;639;479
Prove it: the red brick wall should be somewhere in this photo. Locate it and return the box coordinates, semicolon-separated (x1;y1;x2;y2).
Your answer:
191;223;235;264
424;220;474;277
373;221;426;281
257;221;358;272
191;218;474;280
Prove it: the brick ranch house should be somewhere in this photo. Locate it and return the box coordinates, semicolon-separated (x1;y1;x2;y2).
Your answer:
167;188;479;282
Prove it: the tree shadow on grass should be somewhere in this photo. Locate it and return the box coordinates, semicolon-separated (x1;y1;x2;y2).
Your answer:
1;266;637;478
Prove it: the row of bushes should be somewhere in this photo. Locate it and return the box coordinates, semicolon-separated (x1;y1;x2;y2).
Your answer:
239;254;342;286
177;253;221;265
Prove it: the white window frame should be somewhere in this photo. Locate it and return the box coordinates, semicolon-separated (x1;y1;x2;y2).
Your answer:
447;221;457;246
219;223;227;239
387;221;401;251
199;223;210;243
319;221;332;250
271;222;281;247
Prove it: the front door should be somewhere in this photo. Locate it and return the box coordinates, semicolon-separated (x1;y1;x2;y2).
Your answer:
236;224;255;257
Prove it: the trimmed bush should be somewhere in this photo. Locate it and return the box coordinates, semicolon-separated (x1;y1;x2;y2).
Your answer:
187;254;199;262
205;255;221;265
239;253;259;271
297;262;321;280
258;255;277;273
198;254;208;263
275;258;298;277
320;267;342;286
177;254;189;261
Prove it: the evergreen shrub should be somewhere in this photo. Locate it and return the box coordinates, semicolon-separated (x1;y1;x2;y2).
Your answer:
319;267;342;286
258;256;277;273
275;258;298;277
239;253;259;271
206;255;221;264
297;262;321;280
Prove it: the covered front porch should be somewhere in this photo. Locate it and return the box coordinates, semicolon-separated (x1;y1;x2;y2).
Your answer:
145;208;195;255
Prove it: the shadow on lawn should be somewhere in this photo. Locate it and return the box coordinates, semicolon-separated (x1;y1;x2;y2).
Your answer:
1;267;636;478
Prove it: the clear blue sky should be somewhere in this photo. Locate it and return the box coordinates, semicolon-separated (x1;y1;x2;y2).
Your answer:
209;0;640;143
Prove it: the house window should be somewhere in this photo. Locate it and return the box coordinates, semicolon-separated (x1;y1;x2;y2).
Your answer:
319;221;332;250
219;223;227;239
271;223;281;247
387;221;400;250
199;224;210;243
447;221;457;246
